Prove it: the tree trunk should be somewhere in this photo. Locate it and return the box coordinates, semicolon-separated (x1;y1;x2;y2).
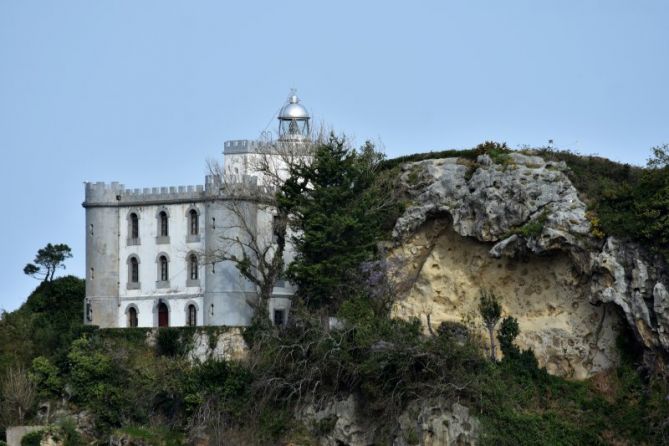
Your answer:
488;327;496;360
426;313;435;336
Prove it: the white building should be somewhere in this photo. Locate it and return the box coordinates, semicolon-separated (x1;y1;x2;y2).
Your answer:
83;93;311;328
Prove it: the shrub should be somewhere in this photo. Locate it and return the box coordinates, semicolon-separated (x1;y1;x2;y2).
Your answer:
474;141;512;165
497;317;520;358
479;290;502;360
30;356;62;399
59;418;84;446
20;431;43;446
508;211;548;239
156;328;183;357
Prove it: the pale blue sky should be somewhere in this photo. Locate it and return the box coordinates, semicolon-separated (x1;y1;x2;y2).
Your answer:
1;1;667;312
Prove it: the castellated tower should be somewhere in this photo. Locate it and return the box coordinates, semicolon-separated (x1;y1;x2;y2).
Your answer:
84;182;123;327
83;92;310;328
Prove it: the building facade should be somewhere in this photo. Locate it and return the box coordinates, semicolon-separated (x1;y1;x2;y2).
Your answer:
83;94;310;328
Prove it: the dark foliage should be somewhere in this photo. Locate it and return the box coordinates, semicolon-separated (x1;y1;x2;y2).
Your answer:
23;243;72;282
281;135;400;310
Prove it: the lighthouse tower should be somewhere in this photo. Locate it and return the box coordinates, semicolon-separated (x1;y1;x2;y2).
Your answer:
277;91;311;142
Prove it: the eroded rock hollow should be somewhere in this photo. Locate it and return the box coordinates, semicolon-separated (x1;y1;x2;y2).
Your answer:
388;153;669;378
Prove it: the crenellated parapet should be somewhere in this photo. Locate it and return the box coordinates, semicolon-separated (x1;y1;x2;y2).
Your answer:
83;182;206;207
224;139;261;154
84;175;277;208
205;174;276;201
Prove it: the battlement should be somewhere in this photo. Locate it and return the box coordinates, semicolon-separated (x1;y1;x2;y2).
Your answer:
223;139;260;154
84;181;205;207
205;174;276;200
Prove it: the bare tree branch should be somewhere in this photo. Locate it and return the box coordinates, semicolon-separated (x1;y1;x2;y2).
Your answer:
204;138;317;316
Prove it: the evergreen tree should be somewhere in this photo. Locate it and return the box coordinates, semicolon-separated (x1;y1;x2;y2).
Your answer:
23;243;72;282
281;135;391;310
478;289;502;360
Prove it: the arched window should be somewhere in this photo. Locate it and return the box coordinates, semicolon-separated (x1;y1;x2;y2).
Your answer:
130;213;139;239
187;304;197;327
189;209;199;236
130;257;139;283
159;255;169;281
127;307;138;328
189;254;198;280
159;211;169;237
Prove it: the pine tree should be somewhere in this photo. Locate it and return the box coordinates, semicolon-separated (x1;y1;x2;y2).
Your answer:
281;135;391;310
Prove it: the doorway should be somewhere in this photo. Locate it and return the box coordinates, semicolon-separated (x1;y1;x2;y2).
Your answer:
158;302;169;327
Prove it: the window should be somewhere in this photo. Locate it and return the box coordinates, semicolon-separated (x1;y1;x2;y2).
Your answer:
189;209;199;235
127;307;138;328
130;213;139;238
189;254;198;280
130;257;139;283
273;309;285;327
187;304;197;327
159;211;169;237
272;215;282;243
159;255;169;281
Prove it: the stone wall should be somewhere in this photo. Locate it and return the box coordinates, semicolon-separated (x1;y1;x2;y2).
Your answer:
6;426;45;446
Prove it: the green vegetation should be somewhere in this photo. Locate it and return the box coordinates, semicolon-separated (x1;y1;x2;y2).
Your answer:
20;430;43;446
114;426;183;446
479;290;502;360
507;211;549;239
534;144;669;258
23;243;73;282
281;135;401;310
378;140;510;171
1;139;668;445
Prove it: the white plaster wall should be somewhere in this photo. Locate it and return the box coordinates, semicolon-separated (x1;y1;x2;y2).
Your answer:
119;203;205;298
223;149;308;186
118;296;204;328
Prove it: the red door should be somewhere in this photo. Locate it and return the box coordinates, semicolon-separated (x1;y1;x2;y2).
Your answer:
158;302;169;327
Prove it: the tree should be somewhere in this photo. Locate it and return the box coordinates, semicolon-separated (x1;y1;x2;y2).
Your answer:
206;138;315;317
280;135;397;310
478;289;502;360
0;366;35;425
646;143;669;169
497;316;520;358
23;243;72;282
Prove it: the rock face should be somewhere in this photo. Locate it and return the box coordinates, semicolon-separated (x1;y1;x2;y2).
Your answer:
390;153;669;376
187;328;248;363
301;395;375;446
394;399;479;446
300;396;479;446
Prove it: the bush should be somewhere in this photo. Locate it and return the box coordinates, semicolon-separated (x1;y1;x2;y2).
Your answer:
30;356;62;399
20;431;43;446
155;328;185;357
497;317;520;358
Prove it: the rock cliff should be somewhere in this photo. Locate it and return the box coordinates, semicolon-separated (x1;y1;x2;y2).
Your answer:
388;152;669;378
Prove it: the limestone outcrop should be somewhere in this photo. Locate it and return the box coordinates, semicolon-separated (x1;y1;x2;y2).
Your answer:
389;153;669;377
300;396;479;446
